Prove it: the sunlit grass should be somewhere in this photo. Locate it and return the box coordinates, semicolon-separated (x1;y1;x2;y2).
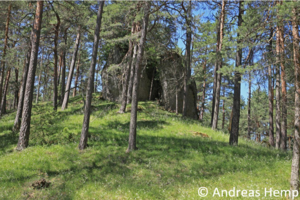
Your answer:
0;94;293;199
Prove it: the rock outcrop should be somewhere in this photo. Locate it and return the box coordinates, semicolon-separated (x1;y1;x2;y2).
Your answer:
101;46;198;119
101;45;152;102
159;52;198;119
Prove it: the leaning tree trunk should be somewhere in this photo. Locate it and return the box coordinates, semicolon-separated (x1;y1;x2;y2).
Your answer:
268;28;275;147
212;0;225;130
79;1;105;150
119;22;135;113
290;4;300;193
275;22;281;149
73;53;80;97
16;1;43;150
127;1;151;153
0;68;11;116
229;0;243;145
149;68;155;101
61;29;81;110
0;4;11;104
13;47;31;131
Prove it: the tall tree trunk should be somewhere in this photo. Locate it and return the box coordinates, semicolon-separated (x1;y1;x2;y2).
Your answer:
149;68;155;101
127;2;151;152
61;29;81;110
176;85;179;115
212;0;226;130
119;23;135;113
229;0;243;145
52;8;60;110
247;72;251;139
275;20;281;149
36;54;43;104
290;4;300;193
0;68;11;116
57;54;62;87
268;28;275;147
199;58;206;121
73;53;80;97
13;68;19;109
94;54;101;93
60;28;68;105
79;1;104;150
36;73;41;104
127;42;138;104
211;8;222;126
278;18;287;150
0;4;11;104
16;1;43;150
222;78;226;130
13;47;31;131
182;1;192;117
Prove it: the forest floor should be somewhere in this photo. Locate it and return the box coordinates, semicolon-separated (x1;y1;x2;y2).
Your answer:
0;94;294;199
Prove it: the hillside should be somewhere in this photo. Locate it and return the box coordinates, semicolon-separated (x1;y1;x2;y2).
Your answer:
0;94;293;199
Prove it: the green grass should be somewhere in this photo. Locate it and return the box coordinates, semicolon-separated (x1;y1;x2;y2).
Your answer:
0;94;294;199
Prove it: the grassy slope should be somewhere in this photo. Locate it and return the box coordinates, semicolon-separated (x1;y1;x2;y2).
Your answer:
0;94;293;199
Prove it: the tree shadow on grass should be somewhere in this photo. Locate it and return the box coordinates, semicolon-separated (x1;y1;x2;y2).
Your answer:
0;125;291;199
0;132;18;154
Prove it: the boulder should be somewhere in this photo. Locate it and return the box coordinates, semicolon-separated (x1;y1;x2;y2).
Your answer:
101;47;198;119
159;52;198;119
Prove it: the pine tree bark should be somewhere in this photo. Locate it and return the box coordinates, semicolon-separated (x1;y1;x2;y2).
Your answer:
229;0;243;145
182;1;192;117
126;1;151;152
211;54;218;125
278;18;287;150
275;21;281;149
52;7;60;110
222;79;225;130
13;47;31;131
61;29;81;110
13;68;19;109
36;54;43;104
94;54;101;93
79;1;104;150
16;1;43;150
212;0;226;130
0;4;11;104
60;28;68;104
247;72;251;139
290;4;300;193
127;42;138;104
199;59;206;121
0;68;11;116
73;53;80;97
149;68;155;101
119;22;135;113
176;85;179;115
268;29;275;147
